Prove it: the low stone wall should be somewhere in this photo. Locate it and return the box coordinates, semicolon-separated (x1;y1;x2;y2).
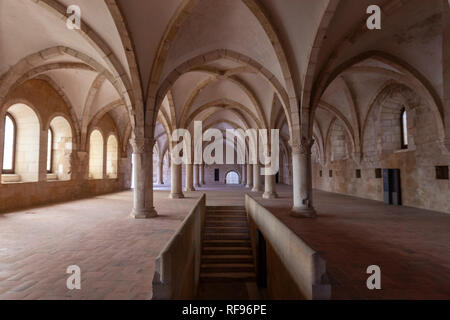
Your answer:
0;179;127;213
245;194;331;300
151;194;206;300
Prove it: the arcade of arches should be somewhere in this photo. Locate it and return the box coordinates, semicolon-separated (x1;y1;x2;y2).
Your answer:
0;0;449;300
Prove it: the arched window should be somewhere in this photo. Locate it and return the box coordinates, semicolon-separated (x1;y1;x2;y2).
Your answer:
2;114;16;174
48;117;72;181
401;108;408;149
89;130;104;179
225;171;239;184
2;104;40;183
47;128;53;173
106;135;118;179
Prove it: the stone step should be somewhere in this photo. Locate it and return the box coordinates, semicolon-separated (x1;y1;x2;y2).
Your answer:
206;215;247;221
203;247;252;255
207;208;246;211
205;227;248;234
200;263;255;273
203;240;251;247
199;272;257;283
207;211;247;216
204;233;250;240
205;221;248;227
200;207;255;287
207;206;246;211
201;255;253;264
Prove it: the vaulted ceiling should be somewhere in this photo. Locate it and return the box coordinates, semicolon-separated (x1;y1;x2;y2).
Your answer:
0;0;446;157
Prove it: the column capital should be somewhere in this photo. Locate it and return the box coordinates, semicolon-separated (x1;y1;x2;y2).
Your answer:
130;137;153;154
291;137;315;155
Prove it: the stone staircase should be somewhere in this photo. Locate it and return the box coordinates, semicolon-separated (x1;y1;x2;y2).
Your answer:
200;206;256;283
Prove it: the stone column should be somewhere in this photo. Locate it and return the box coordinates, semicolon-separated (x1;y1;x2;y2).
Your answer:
291;138;316;218
185;163;195;191
252;163;262;192
130;138;157;219
263;166;278;199
242;164;247;186
246;164;253;188
279;154;284;185
194;164;200;188
200;163;206;185
39;130;48;182
157;160;164;185
170;161;184;199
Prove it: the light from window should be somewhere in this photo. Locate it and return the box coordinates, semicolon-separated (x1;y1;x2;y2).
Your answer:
88;130;104;179
106;135;118;179
47;128;53;172
401;109;408;149
3;115;15;171
226;171;239;184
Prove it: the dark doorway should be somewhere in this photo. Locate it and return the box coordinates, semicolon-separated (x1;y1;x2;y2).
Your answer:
214;168;219;181
275;172;279;184
256;230;267;288
383;169;402;205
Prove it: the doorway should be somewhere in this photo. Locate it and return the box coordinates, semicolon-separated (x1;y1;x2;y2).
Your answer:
225;171;239;185
383;169;402;205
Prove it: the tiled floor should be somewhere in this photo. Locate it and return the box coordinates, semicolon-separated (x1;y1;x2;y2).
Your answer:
254;185;450;300
0;185;449;300
0;190;200;300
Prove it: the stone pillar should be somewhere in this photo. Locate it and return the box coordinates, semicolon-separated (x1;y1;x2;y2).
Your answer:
246;164;253;188
39;130;48;182
263;166;278;199
291;138;316;218
157;160;164;185
194;164;200;188
279;154;284;185
185;163;195;191
170;161;184;199
130;138;157;219
200;163;205;185
242;164;247;186
252;163;262;192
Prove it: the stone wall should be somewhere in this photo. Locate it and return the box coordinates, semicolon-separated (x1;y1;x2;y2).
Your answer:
313;84;450;214
245;194;331;300
152;194;206;299
0;79;130;213
203;164;244;185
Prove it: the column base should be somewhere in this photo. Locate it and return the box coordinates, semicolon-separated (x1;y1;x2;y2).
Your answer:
184;187;196;192
251;187;261;192
169;193;185;199
194;184;201;188
245;184;252;189
263;192;278;199
290;206;316;218
131;207;158;219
